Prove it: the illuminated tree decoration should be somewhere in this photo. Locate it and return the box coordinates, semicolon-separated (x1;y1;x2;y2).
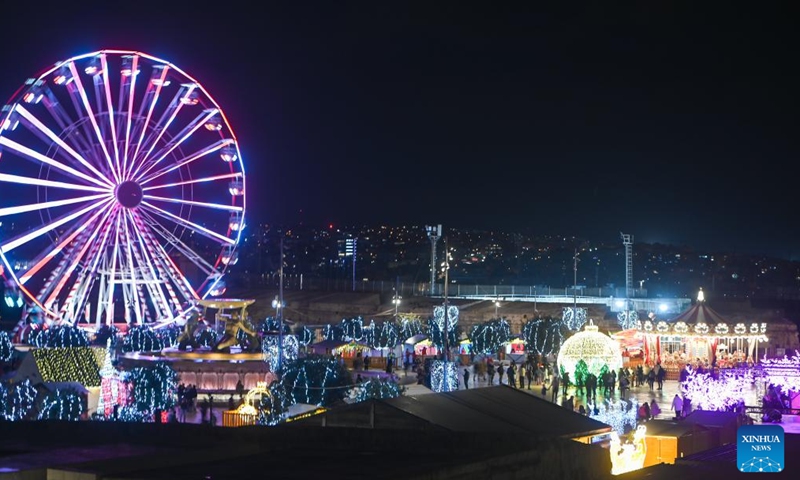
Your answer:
375;321;400;350
260;317;291;335
296;326;315;347
427;305;460;351
562;307;588;331
97;341;130;417
362;320;376;348
6;378;37;420
129;362;177;414
589;399;638;435
574;359;589;393
323;323;346;342
280;354;352;406
398;314;425;341
28;325;89;348
258;382;292;426
521;316;566;356
261;334;299;368
38;388;85;421
0;331;13;362
352;378;404;403
617;310;639;330
469;319;511;355
680;369;749;411
157;325;182;349
341;317;365;342
122;326;163;353
557;321;623;378
430;360;459;392
31;347;101;386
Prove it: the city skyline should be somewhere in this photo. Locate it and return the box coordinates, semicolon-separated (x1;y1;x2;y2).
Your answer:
0;3;797;259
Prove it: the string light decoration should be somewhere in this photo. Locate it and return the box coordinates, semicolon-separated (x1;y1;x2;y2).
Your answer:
262;334;299;368
122;326;163;353
280;354;352;406
562;306;587;331
37;388;85;421
31;347;101;386
351;378;404;403
157;325;181;348
128;362;177;414
260;317;291;335
0;331;13;362
399;314;424;341
680;368;750;411
428;305;460;351
469;319;511;354
97;340;130;417
323;323;346;342
521;316;566;356
341;317;365;342
589;399;638;436
557;320;623;378
758;352;800;393
28;325;89;348
297;326;315;347
617;310;639;330
431;360;459;393
362;320;376;348
258;382;292;426
375;321;400;350
5;378;37;420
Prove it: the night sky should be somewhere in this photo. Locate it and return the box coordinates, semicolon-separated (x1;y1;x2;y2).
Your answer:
0;3;798;257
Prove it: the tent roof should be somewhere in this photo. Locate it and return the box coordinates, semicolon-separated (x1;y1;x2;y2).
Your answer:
404;334;428;344
666;302;730;325
310;339;348;349
383;386;611;438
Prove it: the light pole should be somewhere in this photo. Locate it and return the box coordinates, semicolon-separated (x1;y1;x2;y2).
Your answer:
426;225;442;295
440;237;451;361
392;289;401;320
275;236;285;371
494;298;501;319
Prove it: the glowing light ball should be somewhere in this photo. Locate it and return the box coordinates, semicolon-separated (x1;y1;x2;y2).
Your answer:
557;321;623;378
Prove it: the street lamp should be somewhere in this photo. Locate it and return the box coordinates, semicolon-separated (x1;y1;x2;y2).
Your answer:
271;296;284;318
392;290;401;320
494;298;501;319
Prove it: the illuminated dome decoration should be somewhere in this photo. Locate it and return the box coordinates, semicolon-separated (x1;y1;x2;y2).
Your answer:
557;320;623;378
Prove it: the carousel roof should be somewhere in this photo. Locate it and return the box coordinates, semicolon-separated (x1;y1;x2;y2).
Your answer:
667;301;729;325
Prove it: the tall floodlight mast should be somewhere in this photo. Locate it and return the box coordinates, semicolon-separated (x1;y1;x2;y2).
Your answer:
620;232;633;308
426;224;442;296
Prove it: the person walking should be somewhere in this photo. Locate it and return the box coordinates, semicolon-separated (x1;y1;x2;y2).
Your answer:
550;374;560;403
525;364;533;389
497;363;505;385
671;393;683;420
650;399;661;418
518;364;525;389
463;368;470;390
507;365;516;388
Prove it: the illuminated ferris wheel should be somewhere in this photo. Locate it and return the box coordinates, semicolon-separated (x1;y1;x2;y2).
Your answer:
0;50;245;327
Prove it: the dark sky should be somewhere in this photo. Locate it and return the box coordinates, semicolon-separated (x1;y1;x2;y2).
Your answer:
1;2;798;257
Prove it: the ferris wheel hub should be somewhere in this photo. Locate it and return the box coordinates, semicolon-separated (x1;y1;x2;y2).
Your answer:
115;180;143;208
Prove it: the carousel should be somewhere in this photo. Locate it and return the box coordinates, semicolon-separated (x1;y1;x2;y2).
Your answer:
637;289;768;372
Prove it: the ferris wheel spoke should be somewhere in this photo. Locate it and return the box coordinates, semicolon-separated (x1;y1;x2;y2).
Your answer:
133;108;219;182
14;105;115;188
0;136;115;190
119;55;140;182
143;194;242;212
127;65;169;180
38;85;98;159
66;61;121;184
98;54;122;180
138;139;235;186
139;211;215;275
0;197;113;254
19;204;114;285
131;84;196;179
41;206;117;310
142;172;243;191
0;192;110;217
0;173;109;193
140;201;236;245
121;210;144;324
